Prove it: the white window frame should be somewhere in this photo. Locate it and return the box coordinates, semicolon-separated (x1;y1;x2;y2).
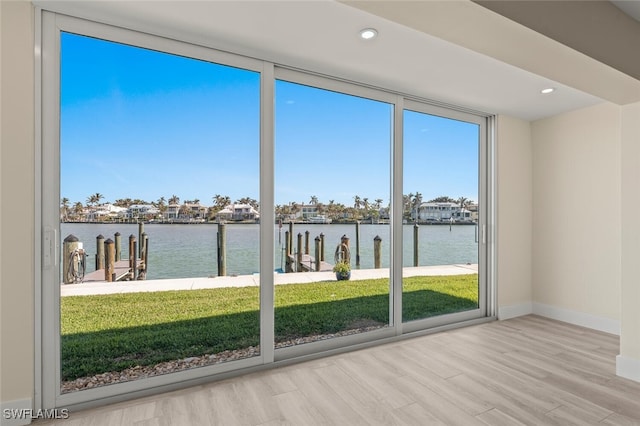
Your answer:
40;11;271;409
37;9;496;411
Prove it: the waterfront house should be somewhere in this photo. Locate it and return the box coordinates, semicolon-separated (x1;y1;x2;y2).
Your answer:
217;203;260;221
127;204;160;221
164;203;180;220
415;202;477;223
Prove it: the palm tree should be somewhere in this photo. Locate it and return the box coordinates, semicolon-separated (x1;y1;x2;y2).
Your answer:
60;197;70;221
309;195;318;205
168;195;180;205
114;198;133;208
374;198;383;209
429;195;455;203
457;196;470;220
73;202;84;221
213;194;230;208
353;195;362;210
86;192;103;207
457;196;468;210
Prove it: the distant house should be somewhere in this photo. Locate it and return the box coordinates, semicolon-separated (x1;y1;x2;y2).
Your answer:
299;204;319;220
86;203;127;222
127;204;160;221
183;203;208;220
165;204;180;220
415;202;478;222
217;203;259;221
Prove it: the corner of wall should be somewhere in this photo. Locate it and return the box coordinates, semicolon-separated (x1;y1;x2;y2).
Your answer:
495;115;533;319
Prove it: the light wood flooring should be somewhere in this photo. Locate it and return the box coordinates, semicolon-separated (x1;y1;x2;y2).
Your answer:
36;315;640;425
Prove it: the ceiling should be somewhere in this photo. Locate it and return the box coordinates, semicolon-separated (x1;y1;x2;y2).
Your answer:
37;0;640;121
612;0;640;23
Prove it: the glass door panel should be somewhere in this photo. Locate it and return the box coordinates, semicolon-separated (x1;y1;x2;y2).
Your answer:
274;79;392;349
59;32;261;393
402;109;480;323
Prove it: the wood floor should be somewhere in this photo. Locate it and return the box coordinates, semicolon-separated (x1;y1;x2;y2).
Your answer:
37;315;640;425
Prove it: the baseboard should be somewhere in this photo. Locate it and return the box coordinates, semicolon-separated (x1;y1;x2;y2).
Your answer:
1;398;32;426
498;302;533;320
616;355;640;383
532;302;620;335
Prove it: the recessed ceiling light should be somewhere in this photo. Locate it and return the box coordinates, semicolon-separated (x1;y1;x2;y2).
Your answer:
541;88;555;94
359;28;378;40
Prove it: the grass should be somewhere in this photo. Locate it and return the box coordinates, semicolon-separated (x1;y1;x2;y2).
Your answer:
61;274;478;381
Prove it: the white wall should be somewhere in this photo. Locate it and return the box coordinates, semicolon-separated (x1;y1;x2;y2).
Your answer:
619;101;640;381
0;0;35;411
531;102;621;334
496;115;533;319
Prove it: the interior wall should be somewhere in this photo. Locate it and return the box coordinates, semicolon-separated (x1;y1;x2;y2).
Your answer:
0;0;35;406
619;101;640;380
531;102;621;333
496;115;533;319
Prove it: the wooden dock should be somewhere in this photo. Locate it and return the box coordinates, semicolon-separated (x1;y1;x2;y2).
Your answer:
82;259;144;283
287;254;333;272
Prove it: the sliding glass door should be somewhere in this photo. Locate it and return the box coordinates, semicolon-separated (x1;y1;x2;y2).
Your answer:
41;11;490;410
273;75;394;353
47;20;264;402
402;103;486;329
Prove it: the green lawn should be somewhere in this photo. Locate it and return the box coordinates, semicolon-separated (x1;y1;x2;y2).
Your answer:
61;274;478;381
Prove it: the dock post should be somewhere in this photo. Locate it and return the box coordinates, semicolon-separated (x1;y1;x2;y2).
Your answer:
355;221;361;268
114;232;121;261
104;238;115;282
63;234;80;284
304;230;310;255
288;221;294;255
314;236;321;271
141;232;147;268
138;222;145;257
95;234;105;271
413;223;419;267
320;233;325;262
284;231;292;273
217;222;226;276
297;233;303;272
374;235;382;269
128;234;137;280
141;234;149;279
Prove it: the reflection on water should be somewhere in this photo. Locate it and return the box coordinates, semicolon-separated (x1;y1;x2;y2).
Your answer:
61;223;477;280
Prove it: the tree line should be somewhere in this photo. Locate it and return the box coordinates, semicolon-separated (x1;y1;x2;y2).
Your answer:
60;192;474;222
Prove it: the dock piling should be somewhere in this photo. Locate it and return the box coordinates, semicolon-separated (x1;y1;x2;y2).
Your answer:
114;232;121;261
129;234;137;280
314;236;321;272
95;234;105;271
297;233;303;272
104;239;115;282
63;234;81;284
413;223;419;267
374;235;382;269
217;222;227;276
355;221;361;268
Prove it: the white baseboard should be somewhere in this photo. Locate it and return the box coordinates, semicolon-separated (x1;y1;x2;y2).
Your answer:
616;355;640;383
532;302;620;335
1;398;32;426
616;355;640;382
498;302;533;320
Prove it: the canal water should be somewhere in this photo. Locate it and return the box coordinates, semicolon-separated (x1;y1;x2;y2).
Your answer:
61;223;478;280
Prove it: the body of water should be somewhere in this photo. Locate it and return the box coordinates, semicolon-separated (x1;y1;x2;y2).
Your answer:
61;223;478;280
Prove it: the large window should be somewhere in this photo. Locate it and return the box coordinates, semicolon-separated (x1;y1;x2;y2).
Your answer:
40;12;491;409
274;79;392;352
402;107;484;327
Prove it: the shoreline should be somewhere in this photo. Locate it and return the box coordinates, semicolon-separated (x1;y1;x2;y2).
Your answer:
61;220;478;226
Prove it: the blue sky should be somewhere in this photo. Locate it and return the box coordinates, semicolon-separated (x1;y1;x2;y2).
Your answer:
61;33;478;207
